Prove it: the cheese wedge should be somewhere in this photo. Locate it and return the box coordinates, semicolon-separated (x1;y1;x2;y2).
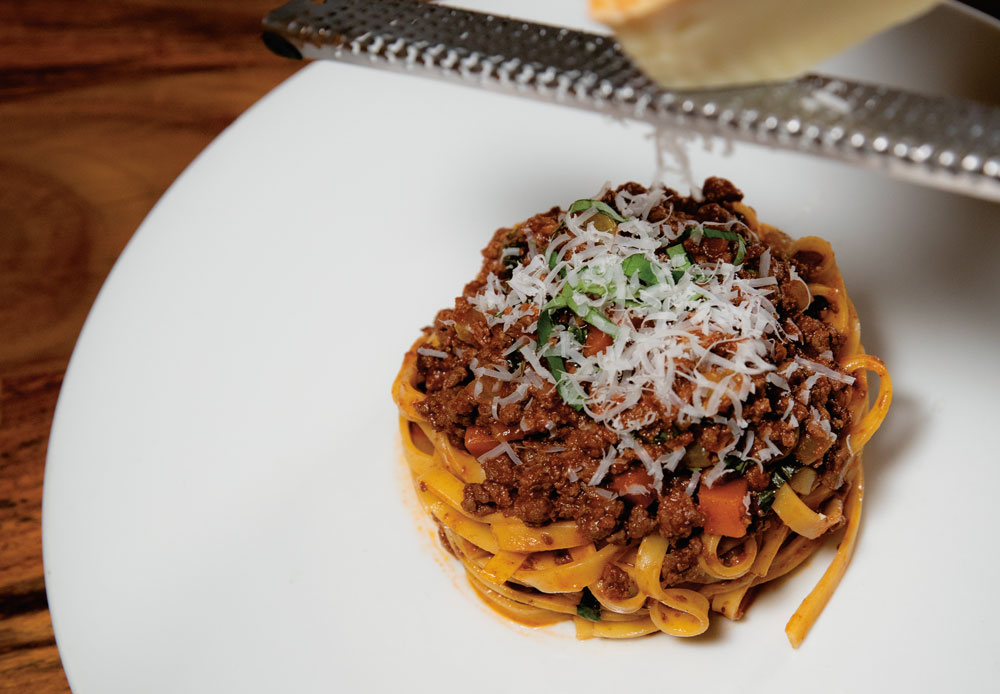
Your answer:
590;0;939;89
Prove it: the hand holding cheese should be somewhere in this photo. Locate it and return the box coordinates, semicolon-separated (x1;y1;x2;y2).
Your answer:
590;0;939;89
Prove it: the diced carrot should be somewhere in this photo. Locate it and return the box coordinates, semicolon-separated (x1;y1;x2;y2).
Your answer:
697;477;749;538
583;327;614;357
609;467;656;507
464;426;498;458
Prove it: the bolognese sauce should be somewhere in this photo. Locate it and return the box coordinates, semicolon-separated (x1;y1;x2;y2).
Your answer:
395;177;891;645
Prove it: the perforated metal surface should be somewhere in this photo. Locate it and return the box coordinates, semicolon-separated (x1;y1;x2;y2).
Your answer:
263;0;1000;202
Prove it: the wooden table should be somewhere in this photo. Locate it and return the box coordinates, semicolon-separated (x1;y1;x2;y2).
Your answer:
2;1;997;692
0;2;298;690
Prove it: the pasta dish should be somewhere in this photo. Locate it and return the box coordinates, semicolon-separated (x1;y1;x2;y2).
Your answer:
392;178;891;646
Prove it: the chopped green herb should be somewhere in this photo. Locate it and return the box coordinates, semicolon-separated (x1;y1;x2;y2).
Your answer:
543;284;574;312
502;246;523;268
622;252;646;276
547;249;559;270
576;588;602;622
569;324;587;344
757;489;776;513
700;228;741;242
565;289;588;318
756;463;799;514
582;308;620;339
537;309;555;347
567;199;628;223
771;463;799;488
573;280;609;298
702;227;747;266
622;253;659;286
543;289;618;341
653;430;669;444
725;456;752;474
666;243;692;281
546;355;585;411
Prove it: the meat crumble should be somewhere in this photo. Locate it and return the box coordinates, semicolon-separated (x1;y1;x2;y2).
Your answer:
412;179;858;581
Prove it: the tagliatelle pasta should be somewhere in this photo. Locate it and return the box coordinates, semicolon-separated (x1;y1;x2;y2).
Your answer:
393;178;890;646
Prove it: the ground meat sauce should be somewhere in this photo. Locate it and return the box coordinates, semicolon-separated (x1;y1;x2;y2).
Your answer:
413;179;857;583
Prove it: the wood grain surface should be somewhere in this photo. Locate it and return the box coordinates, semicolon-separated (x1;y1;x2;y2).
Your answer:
2;1;995;692
0;1;299;691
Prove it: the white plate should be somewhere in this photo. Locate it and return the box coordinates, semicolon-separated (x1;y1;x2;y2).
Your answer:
44;2;1000;692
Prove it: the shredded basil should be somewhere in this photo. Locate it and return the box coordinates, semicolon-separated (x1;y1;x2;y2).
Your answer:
576;588;602;622
582;308;620;339
622;253;659;286
537;309;555;347
567;199;628;223
622;252;647;277
569;324;587;344
573;280;609;298
501;246;523;268
734;242;747;266
701;228;741;242
701;227;747;266
546;355;585;411
756;464;799;514
565;290;587;318
666;244;687;259
725;456;752;474
666;243;693;281
547;287;619;339
545;247;569;279
771;463;799;488
543;284;574;312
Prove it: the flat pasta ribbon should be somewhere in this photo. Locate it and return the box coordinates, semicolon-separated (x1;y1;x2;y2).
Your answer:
635;535;711;637
393;202;891;647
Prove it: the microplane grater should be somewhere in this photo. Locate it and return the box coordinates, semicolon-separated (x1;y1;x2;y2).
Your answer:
262;0;1000;203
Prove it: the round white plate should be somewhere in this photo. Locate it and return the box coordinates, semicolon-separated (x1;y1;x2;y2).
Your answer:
44;2;1000;692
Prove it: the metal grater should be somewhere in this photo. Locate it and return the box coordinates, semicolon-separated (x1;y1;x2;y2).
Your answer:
262;0;1000;202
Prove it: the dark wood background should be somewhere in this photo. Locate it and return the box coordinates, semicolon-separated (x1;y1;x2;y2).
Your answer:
0;1;995;692
0;1;298;691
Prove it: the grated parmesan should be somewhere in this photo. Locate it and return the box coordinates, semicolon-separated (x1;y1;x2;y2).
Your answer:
456;185;858;491
478;441;524;467
685;470;702;496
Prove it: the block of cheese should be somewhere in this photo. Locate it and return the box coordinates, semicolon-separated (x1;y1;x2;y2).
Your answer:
590;0;939;89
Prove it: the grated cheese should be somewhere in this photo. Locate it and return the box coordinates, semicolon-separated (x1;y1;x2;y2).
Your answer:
703;461;729;488
796;356;856;385
478;441;524;467
462;187;857;490
660;448;686;473
685;470;702;496
589;446;619;486
759;248;771;278
623;484;652;496
476;197;783;441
